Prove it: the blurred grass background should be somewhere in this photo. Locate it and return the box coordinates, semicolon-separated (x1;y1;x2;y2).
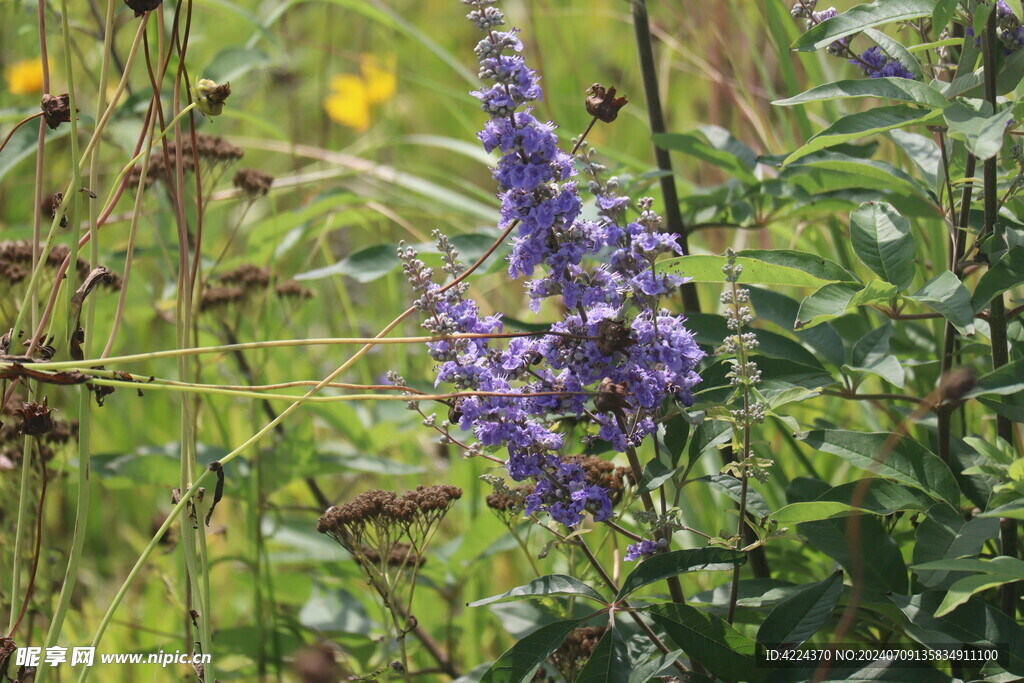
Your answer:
0;0;881;679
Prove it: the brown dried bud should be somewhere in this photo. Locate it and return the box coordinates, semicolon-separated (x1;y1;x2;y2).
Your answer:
40;93;75;130
124;0;162;17
939;367;976;403
233;168;273;198
41;192;67;228
594;377;629;414
16;398;53;436
595;318;634;356
585;84;628;123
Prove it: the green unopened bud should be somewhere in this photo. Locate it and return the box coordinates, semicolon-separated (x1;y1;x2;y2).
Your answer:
195;78;231;117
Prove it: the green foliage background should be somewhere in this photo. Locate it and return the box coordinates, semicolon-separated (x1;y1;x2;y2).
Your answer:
0;0;1023;680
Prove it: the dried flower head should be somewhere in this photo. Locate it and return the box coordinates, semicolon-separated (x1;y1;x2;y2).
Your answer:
16;398;53;436
585;84;628;123
40;93;75;130
124;0;162;17
232;168;273;198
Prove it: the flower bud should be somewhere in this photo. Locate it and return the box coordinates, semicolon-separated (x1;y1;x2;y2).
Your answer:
195;79;231;117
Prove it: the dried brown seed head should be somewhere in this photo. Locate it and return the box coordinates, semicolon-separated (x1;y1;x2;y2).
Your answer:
16;398;53;436
40;93;75;130
585;84;628;123
233;168;273;198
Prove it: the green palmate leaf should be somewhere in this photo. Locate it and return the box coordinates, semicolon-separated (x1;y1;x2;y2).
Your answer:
295;244;399;283
773;77;947;108
850;201;918;291
972;247;1024;312
468;575;607;607
480;618;583;683
645;604;764;682
657;255;839;288
575;627;631;683
944;98;1014;160
795;280;898;329
891;591;1024;675
757;571;844;646
914;503;1000;588
800;430;960;506
863;29;925;81
847;323;904;388
791;0;936;51
783;105;942;165
773;501;876;525
799;515;910;594
908;270;976;335
817;479;935;515
616;549;746;600
653;127;758;184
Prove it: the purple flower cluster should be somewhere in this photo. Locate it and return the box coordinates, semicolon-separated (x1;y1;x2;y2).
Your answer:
398;0;704;528
850;46;914;80
625;537;665;562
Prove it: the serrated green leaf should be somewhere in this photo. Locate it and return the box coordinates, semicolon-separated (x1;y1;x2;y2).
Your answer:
468;575;607;607
757;571;844;646
791;0;936;51
480;619;583;683
908;270;976;335
575;627;631;683
850;201;918;291
773;77;947;108
645;603;763;682
800;430;960;505
616;549;746;601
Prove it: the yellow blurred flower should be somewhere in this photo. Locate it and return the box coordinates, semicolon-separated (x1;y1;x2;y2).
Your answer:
6;58;44;95
324;54;396;132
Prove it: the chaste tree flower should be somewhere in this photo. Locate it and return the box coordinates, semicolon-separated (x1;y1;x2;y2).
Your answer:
398;0;705;529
